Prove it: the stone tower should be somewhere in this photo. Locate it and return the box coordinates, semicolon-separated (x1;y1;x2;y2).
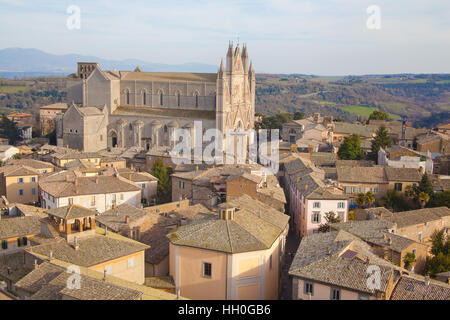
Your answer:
216;42;256;157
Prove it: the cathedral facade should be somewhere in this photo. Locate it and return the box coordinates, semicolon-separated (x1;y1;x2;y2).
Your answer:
61;42;256;157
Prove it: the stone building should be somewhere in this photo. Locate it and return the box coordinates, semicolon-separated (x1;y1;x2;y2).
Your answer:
39;103;68;136
61;42;256;160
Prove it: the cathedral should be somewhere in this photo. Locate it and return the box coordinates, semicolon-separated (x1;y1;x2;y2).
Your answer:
60;42;256;158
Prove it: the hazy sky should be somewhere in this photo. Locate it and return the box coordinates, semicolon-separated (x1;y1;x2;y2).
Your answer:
1;0;449;75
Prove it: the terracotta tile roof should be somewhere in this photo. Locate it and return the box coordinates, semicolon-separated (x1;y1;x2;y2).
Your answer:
141;204;213;264
28;266;142;300
335;160;375;167
384;167;422;182
331;220;419;252
289;230;395;294
117;168;158;182
337;166;387;184
40;103;68;110
96;204;150;232
13;203;48;217
333;123;377;138
380;207;450;228
390;275;450;300
0;165;38;177
46;205;96;220
168;195;289;254
39;172;141;197
14;262;64;295
53;151;100;160
311;152;337;167
0;216;41;239
26;235;148;267
120;71;216;83
58;273;143;300
4;159;54;170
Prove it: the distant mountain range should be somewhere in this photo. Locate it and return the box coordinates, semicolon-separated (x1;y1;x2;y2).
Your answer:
0;48;218;78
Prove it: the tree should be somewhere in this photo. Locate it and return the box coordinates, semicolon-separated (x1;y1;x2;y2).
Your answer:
416;173;434;197
12;153;21;159
403;252;417;271
425;229;450;277
369;125;392;161
418;191;430;208
365;191;375;207
427;191;450;208
382;190;411;212
356;193;366;208
44;129;57;145
430;230;446;257
151;158;171;204
368;110;390;121
0;114;21;145
318;211;341;233
405;185;415;198
348;210;355;221
337;134;363;160
293;111;306;120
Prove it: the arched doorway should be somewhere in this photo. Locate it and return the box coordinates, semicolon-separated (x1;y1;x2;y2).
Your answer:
108;130;118;148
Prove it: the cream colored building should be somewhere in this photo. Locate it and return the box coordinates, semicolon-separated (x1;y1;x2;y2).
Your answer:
40;103;68;136
289;230;398;300
24;205;148;285
0;165;39;204
60;42;256;158
168;195;289;300
39;170;142;212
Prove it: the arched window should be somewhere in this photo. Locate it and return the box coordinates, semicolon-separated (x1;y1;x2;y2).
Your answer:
160;91;163;106
143;91;146;105
177;92;181;107
195;92;199;108
126;90;130;105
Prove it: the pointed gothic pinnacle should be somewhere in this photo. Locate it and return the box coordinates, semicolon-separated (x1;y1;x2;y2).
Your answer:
242;43;248;57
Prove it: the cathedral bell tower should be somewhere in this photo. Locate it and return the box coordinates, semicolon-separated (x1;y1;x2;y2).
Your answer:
216;42;256;162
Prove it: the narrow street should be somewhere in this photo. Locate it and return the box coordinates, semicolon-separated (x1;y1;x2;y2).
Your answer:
279;228;301;300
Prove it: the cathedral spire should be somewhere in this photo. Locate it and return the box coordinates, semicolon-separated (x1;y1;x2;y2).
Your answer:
249;60;254;74
242;43;248;74
226;41;234;73
218;58;224;78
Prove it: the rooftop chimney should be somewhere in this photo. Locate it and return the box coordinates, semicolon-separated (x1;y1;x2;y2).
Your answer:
388;237;392;245
425;274;431;287
125;216;130;224
95;177;99;184
73;237;79;250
